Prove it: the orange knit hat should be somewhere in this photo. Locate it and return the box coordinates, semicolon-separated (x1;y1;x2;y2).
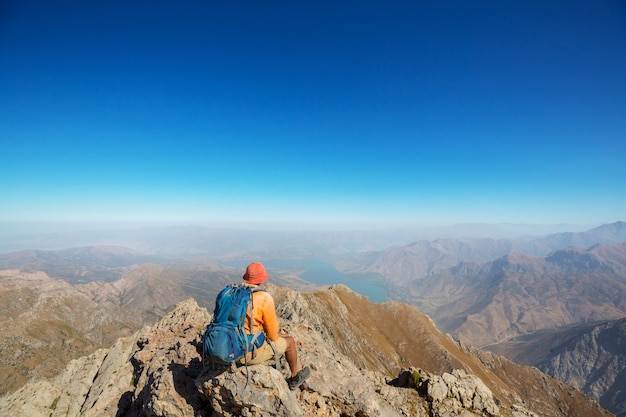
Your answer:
243;262;268;285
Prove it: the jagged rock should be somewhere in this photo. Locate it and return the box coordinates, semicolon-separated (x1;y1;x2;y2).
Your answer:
0;291;614;417
199;288;427;417
80;336;137;416
424;369;499;416
125;298;211;417
196;365;303;417
0;345;122;417
389;367;537;417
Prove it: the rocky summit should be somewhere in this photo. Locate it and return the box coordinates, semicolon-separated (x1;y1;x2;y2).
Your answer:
0;285;613;417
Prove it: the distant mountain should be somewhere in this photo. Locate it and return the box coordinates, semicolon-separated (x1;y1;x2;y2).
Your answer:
336;221;626;282
488;318;626;417
0;286;613;417
534;221;626;253
335;238;526;285
404;243;626;347
0;245;161;283
0;222;606;258
333;224;626;350
0;225;432;257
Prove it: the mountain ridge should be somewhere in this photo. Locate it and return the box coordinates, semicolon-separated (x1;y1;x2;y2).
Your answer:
0;222;612;258
0;287;613;417
336;221;626;283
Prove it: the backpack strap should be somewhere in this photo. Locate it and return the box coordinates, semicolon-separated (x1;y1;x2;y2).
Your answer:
247;286;282;369
267;339;282;370
247;285;265;338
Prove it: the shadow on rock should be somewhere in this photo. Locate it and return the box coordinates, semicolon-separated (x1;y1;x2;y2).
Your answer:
168;358;213;415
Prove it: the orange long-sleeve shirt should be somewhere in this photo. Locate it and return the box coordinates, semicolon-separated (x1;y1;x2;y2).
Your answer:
244;288;280;342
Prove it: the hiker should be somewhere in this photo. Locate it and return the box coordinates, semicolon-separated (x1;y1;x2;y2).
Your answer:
240;261;310;390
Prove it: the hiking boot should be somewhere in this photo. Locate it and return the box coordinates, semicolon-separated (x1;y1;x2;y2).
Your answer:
287;366;311;390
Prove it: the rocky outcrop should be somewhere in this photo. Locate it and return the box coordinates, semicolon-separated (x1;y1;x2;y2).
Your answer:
0;288;613;417
391;368;539;417
0;335;136;417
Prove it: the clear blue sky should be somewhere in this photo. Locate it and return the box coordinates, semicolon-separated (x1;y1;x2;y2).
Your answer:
1;1;625;230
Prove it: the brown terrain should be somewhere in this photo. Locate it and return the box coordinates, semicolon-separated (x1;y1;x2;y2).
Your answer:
0;283;613;416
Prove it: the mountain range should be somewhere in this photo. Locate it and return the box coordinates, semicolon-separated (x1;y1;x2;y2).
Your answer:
402;243;626;346
336;221;626;282
0;222;602;258
0;221;625;415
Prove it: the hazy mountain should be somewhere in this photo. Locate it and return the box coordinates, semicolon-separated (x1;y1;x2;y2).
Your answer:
400;243;626;347
335;238;525;285
0;245;161;283
336;221;626;282
0;222;602;258
332;223;626;348
533;221;626;253
0;286;612;417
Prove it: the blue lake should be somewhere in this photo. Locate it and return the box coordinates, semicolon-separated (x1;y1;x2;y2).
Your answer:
236;259;388;303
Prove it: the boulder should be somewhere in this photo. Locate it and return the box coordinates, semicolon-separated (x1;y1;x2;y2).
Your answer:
196;365;303;417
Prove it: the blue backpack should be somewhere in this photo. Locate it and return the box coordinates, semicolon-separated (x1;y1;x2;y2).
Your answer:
203;284;266;366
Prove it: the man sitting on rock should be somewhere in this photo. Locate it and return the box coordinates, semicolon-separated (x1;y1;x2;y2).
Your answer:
239;261;310;390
